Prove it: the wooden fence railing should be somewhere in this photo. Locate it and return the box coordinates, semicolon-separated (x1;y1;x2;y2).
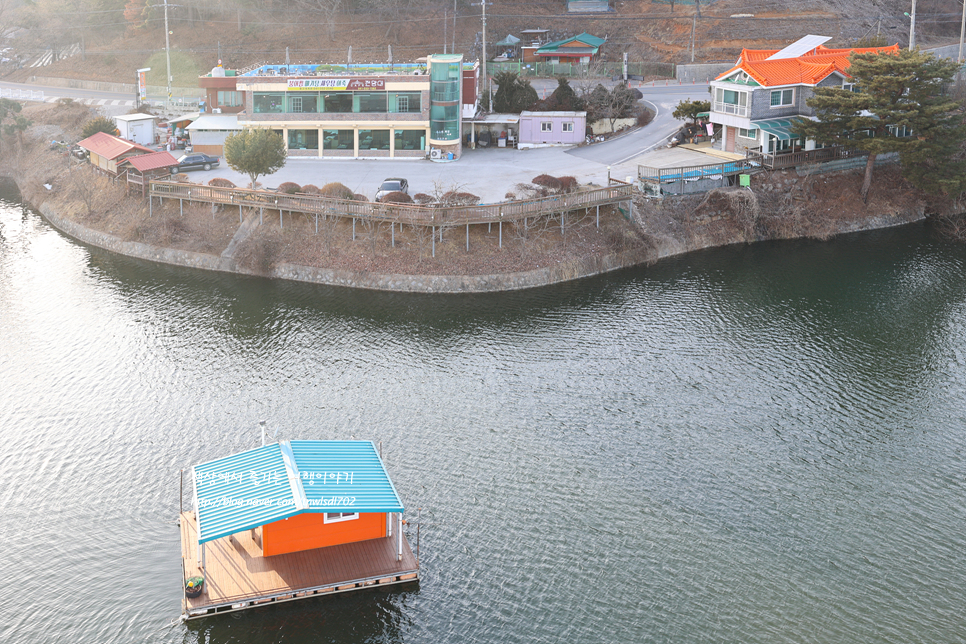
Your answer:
638;159;753;184
745;145;864;170
147;180;635;227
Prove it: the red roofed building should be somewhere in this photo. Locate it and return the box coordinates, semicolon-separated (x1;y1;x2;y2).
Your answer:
708;36;900;154
77;131;155;176
117;151;179;196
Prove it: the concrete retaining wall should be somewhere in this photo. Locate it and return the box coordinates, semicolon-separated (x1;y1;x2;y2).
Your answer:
39;202;648;293
675;63;734;83
798;152;899;175
28;75;204;98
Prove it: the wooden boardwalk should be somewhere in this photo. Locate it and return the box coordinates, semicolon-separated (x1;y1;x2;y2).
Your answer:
178;511;419;620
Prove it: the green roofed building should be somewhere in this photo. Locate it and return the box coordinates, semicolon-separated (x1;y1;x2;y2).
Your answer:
534;33;606;65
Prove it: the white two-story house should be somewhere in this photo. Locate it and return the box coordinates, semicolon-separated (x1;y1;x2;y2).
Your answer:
709;36;900;155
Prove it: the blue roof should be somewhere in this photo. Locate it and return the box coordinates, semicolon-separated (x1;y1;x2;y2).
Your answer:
192;440;403;544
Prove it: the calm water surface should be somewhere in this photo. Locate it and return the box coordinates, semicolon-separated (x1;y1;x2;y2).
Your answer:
1;185;965;644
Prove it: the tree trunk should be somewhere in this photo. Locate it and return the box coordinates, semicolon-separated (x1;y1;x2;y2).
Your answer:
860;152;876;203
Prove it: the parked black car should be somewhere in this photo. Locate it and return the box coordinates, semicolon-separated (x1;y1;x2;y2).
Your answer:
171;153;220;173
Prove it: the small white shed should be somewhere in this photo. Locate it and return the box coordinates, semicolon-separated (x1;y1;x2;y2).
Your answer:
114;113;157;146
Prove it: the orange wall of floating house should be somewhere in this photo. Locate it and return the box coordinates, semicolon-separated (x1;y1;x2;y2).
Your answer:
261;512;387;556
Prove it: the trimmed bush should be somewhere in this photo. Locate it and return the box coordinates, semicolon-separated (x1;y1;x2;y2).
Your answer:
319;182;355;200
558;176;578;192
351;193;368;202
208;177;236;188
412;193;435;205
277;181;301;194
300;184;322;194
379;191;414;204
532;174;563;191
171;173;191;183
441;191;480;206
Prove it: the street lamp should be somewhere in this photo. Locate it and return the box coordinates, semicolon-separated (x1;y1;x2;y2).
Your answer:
904;0;917;50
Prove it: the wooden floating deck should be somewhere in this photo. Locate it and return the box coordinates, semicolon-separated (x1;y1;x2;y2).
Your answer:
178;511;419;620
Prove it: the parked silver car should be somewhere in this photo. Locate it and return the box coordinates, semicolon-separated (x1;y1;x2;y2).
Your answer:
375;178;409;202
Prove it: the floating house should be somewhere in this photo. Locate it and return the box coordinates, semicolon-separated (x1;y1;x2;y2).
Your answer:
178;440;419;620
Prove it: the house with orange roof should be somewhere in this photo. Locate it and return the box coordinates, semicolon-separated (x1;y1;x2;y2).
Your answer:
708;35;900;155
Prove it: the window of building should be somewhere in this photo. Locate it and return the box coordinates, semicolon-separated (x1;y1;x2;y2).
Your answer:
322;129;353;150
216;91;241;107
394;129;426;151
716;88;747;106
359;129;390;150
391;92;422;113
356;92;388;113
738;127;758;138
541;122;553;132
288;94;318;113
288;129;319;150
323;512;359;524
321;93;353;113
770;88;794;107
253;93;285;113
842;83;854;92
562;122;574;133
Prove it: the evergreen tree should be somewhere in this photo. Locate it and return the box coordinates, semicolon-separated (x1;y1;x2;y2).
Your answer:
82;116;118;138
793;49;965;201
672;98;711;123
492;71;538;113
223;128;287;189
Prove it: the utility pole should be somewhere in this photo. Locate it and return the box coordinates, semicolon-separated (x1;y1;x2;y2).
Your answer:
690;14;696;62
163;0;172;107
474;1;492;109
906;0;917;50
959;0;965;63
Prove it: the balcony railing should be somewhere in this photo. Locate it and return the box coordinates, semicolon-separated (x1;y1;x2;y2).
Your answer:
712;101;749;117
745;145;864;170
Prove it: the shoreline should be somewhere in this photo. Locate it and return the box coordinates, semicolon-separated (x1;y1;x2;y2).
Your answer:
37;201;654;293
34;191;928;294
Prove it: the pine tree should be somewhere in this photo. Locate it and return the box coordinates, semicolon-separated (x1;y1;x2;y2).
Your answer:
793;49;965;201
223;129;287;190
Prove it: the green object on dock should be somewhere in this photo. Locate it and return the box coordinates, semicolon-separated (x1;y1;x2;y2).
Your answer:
739;174;751;187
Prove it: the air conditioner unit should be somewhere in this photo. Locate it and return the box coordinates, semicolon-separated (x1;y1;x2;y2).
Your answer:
212;108;222;113
430;148;441;159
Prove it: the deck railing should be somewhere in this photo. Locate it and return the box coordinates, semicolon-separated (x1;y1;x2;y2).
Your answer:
638;159;754;184
147;180;635;227
745;145;863;170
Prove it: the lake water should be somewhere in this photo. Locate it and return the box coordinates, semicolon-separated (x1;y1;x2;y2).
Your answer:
1;186;965;644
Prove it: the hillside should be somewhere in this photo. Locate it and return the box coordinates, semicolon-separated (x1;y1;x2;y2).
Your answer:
1;0;962;86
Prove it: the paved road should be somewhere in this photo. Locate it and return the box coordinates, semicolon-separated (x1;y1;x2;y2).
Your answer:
0;79;136;111
567;83;711;167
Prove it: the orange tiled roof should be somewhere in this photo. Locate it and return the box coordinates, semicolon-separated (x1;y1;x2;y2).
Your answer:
716;43;900;87
77;131;154;160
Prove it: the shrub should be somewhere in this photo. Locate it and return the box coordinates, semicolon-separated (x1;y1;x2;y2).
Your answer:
441;191;480;206
300;184;322;194
172;173;191;183
208;177;236;188
82;116;118;138
277;181;301;194
532;174;563;191
319;182;355;200
558;176;578;193
412;193;435;205
380;191;414;204
351;193;368;202
636;107;654;127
